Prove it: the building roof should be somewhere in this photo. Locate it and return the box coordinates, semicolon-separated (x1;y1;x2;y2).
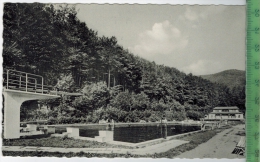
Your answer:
213;106;239;110
209;112;243;114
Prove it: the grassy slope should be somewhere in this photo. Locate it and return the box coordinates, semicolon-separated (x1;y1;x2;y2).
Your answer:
200;69;245;89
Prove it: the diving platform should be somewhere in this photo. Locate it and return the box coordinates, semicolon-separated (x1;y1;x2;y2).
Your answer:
2;69;60;139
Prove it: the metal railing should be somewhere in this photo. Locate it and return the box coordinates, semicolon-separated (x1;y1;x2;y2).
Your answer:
3;69;57;95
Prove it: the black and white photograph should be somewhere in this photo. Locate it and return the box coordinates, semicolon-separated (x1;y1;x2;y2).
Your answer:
1;2;246;159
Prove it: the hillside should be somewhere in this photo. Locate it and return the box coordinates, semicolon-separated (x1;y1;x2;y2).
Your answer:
200;69;245;89
3;3;245;123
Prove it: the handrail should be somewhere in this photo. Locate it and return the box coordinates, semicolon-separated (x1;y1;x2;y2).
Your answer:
6;69;43;77
4;69;57;95
6;79;36;85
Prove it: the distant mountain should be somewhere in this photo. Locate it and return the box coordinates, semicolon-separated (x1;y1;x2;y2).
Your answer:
200;69;245;89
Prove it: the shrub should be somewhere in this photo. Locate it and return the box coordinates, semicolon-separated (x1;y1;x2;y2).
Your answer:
148;113;160;122
47;117;58;125
186;110;203;120
82;82;110;108
86;115;93;123
131;92;150;111
165;110;174;121
125;111;140;122
172;111;186;121
110;91;133;111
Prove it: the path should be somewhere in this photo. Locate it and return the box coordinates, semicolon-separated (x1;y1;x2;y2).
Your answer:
2;139;188;156
175;124;245;159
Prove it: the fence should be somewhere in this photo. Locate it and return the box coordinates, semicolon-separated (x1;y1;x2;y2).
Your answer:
3;69;56;95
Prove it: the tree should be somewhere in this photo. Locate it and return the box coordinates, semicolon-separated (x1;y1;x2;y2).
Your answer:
132;92;150;111
110;91;133;111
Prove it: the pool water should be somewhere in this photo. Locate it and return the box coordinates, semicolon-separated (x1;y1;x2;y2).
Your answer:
114;125;200;143
55;124;200;143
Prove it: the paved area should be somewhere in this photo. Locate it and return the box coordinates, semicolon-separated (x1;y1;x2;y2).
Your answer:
2;139;188;155
175;124;245;159
2;125;246;158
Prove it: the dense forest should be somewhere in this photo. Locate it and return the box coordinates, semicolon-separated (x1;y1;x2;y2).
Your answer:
201;69;245;89
3;3;245;124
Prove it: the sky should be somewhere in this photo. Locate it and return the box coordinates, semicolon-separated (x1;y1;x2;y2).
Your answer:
75;4;245;75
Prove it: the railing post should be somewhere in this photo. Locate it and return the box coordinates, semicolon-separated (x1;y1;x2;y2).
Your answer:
165;123;167;139
42;77;44;94
35;79;37;92
6;70;9;89
25;73;28;92
19;75;21;88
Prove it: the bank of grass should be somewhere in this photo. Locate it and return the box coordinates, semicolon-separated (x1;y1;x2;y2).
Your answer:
3;127;228;158
2;134;133;149
152;129;218;158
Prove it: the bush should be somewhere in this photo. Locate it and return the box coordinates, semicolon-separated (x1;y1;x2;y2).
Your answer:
143;110;152;119
151;100;168;112
131;92;150;111
186;110;203;120
172;111;186;121
110;91;133;111
165;110;174;121
148;113;160;122
47;117;58;125
86;115;93;123
82;82;110;108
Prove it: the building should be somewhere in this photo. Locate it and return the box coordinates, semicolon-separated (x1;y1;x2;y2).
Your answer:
204;106;244;120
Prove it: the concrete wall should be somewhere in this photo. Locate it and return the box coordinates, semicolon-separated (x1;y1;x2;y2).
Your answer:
27;124;37;132
67;127;79;137
95;131;114;142
3;89;59;139
3;92;24;139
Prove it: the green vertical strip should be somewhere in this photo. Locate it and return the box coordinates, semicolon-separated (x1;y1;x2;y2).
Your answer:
247;0;260;162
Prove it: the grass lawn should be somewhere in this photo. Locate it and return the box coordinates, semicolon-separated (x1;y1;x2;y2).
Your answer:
2;134;133;149
151;129;219;158
2;126;229;158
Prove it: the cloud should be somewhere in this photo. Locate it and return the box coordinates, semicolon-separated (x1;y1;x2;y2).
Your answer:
181;60;222;75
129;20;188;58
180;6;228;22
184;8;200;21
179;7;205;22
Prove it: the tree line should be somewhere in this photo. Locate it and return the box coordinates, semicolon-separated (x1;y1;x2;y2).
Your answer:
3;3;245;123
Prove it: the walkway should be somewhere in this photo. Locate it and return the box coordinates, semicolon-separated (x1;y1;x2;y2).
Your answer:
2;139;188;155
175;124;245;159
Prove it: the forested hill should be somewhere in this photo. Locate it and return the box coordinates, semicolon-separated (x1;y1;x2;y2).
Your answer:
3;3;245;123
200;69;245;89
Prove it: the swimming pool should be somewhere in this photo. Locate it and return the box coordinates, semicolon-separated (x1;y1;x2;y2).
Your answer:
55;124;200;143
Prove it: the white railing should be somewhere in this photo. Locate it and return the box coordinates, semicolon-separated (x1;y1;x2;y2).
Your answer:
3;69;57;95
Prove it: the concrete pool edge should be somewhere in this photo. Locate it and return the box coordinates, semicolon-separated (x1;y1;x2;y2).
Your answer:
3;130;204;155
48;121;202;128
106;130;202;147
50;129;202;148
2;139;189;155
50;123;202;146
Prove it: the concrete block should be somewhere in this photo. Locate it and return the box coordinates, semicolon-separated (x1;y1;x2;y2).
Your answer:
47;126;55;134
66;127;79;137
99;130;107;137
95;136;106;142
27;124;37;132
98;130;114;142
